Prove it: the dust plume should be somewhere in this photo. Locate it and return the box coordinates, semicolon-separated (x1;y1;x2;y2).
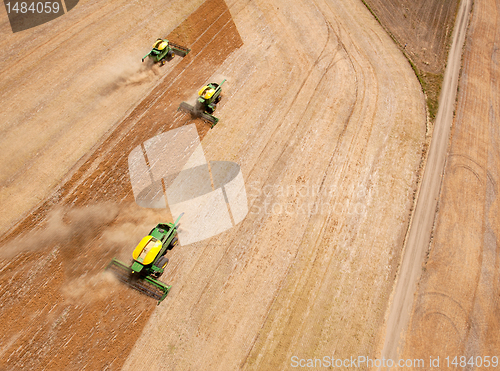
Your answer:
0;203;120;259
101;203;171;260
0;202;173;260
184;90;201;107
61;271;121;303
98;53;164;96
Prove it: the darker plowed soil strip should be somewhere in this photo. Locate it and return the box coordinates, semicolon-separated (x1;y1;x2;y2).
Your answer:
362;0;459;120
361;0;458;74
0;0;242;369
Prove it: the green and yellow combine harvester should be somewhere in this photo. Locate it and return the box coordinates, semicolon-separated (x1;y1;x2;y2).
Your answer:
178;79;226;127
106;215;182;304
142;38;190;65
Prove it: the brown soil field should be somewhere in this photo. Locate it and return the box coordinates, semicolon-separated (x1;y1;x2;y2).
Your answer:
402;0;500;367
361;0;459;74
0;0;430;370
362;0;460;120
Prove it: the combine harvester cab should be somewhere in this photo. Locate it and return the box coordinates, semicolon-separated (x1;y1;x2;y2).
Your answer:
178;79;226;128
107;216;181;304
142;38;190;65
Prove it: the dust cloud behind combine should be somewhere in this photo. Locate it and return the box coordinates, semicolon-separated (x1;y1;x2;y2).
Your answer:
0;202;171;370
99;56;163;94
0;204;119;259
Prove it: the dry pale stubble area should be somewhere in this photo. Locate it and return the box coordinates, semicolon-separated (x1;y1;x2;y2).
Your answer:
124;0;426;369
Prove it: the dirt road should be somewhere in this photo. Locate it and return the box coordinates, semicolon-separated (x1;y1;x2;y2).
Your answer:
377;0;473;367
